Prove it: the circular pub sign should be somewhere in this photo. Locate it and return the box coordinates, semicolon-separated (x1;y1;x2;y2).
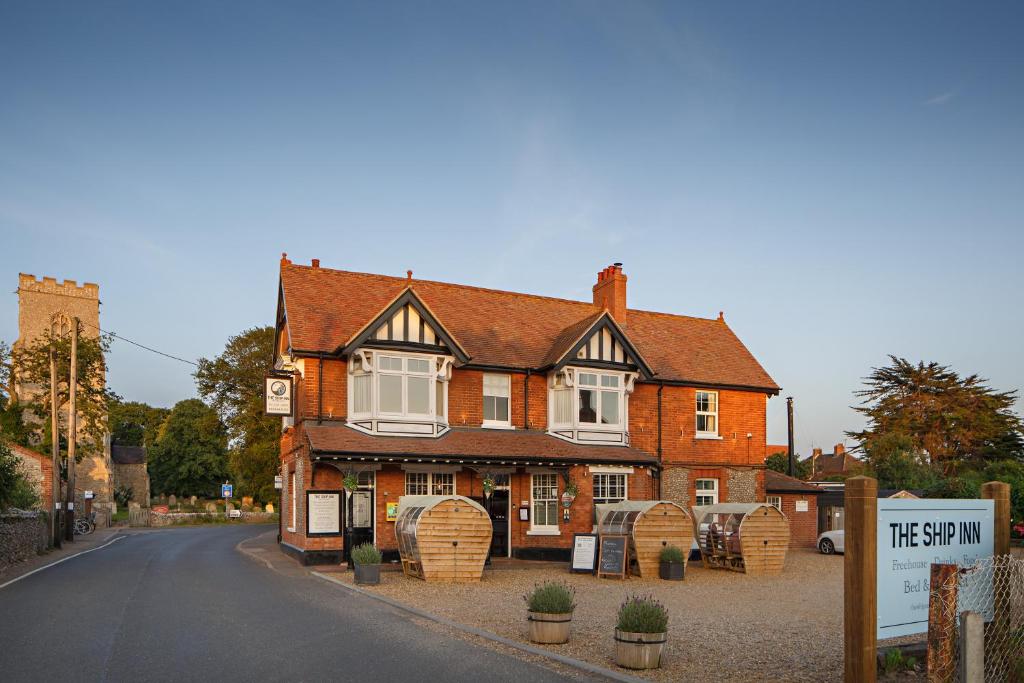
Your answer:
561;491;575;508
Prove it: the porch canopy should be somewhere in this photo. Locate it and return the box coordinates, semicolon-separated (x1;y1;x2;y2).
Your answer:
304;423;658;468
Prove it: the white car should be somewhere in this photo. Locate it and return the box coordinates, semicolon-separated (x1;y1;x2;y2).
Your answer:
817;529;844;555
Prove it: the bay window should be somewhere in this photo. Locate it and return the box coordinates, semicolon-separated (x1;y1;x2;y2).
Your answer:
347;350;451;436
696;390;719;437
577;372;622;425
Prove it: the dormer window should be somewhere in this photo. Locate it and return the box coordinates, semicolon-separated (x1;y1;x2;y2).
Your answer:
347;350;451;437
548;367;634;445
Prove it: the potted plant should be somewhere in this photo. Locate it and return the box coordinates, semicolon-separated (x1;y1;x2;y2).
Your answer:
524;582;576;644
351;542;382;585
614;595;668;669
658;545;685;581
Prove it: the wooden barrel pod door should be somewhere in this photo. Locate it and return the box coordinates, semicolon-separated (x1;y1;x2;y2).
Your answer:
344;471;375;562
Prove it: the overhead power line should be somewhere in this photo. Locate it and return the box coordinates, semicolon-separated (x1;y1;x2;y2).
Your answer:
78;319;199;368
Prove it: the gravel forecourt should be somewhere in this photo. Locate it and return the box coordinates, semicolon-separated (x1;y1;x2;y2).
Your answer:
330;549;845;682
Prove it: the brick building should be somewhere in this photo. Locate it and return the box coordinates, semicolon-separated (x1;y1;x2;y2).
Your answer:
273;258;779;564
8;441;54;512
764;470;821;548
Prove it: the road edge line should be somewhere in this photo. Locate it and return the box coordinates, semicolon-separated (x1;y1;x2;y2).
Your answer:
0;535;126;590
311;570;648;683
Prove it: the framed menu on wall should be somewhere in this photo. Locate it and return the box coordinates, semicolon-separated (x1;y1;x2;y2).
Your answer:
306;491;342;536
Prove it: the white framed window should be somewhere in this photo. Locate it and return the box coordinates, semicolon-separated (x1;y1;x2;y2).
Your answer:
695;478;718;506
577;372;622;426
530;473;559;532
767;495;782;511
483;374;511;428
404;471;455;496
289;471;297;532
378;354;433;417
696;391;719;437
593;473;627;505
552;373;572;426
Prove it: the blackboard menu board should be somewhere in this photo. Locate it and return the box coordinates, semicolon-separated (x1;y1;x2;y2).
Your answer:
570;533;598;573
598;534;628;579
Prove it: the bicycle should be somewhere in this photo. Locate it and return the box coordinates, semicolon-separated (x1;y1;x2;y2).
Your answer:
74;511;96;536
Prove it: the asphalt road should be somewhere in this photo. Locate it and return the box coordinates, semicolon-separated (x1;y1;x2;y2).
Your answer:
0;525;586;682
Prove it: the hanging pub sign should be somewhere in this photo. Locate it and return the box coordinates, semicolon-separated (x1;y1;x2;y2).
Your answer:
264;374;293;416
876;498;994;639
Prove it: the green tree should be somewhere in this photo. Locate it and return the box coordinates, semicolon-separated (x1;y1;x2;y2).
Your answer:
863;433;940;491
765;451;811;479
10;329;115;458
108;399;169;448
148;399;229;498
0;433;39;511
0;341;30;446
848;356;1023;472
195;327;279;503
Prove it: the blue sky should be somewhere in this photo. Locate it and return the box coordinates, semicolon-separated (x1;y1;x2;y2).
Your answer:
2;2;1022;455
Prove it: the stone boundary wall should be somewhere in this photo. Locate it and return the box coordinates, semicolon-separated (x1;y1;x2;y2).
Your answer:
0;512;48;575
150;511;278;527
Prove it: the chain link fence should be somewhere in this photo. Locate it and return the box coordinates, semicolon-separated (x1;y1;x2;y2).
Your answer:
931;555;1024;681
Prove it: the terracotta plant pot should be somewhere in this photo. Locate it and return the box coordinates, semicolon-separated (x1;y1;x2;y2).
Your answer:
659;560;685;581
527;611;573;644
614;629;667;669
353;563;380;585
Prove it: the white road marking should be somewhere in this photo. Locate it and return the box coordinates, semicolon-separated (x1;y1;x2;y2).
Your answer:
0;535;126;590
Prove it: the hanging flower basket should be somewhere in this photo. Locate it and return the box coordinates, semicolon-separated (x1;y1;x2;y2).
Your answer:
343;473;359;492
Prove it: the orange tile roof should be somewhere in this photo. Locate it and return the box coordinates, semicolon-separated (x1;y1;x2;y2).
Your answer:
280;263;779;391
305;424;658;465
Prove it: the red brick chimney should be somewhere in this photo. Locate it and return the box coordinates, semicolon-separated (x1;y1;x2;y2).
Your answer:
311;258;320;269
811;447;822;477
593;263;627;323
834;443;845;456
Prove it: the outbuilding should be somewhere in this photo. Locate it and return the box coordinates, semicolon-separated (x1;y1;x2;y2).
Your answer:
395;495;492;582
764;470;821;548
596;500;692;578
691;503;790;575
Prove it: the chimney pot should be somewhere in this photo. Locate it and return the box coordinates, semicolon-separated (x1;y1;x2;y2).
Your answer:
311;258;320;269
592;263;627;323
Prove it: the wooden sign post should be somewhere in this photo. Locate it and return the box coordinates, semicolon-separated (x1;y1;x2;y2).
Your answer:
844;476;877;683
981;481;1010;556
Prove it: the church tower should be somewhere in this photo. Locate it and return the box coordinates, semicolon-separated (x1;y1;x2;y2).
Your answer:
14;273;113;514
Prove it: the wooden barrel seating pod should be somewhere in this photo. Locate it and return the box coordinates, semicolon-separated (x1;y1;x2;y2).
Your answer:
690;503;790;575
596;501;693;578
394;495;493;583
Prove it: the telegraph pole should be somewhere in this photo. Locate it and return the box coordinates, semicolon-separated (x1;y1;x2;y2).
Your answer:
786;396;795;477
49;346;62;549
64;318;79;542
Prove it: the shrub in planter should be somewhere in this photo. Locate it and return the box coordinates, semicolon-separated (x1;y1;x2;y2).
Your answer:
614;595;669;670
658;545;685;581
351;543;382;585
524;582;576;644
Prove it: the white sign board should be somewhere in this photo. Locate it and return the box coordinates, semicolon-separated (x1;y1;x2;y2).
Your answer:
876;499;994;639
264;376;293;416
571;534;598;572
307;492;341;535
795;500;808;512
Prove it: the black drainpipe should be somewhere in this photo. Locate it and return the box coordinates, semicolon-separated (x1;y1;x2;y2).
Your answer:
524;369;531;429
318;353;324;425
657;381;664;499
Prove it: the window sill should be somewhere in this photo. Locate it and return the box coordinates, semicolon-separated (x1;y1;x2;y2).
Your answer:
527;528;561;536
482;423;515;430
286;527;296;533
695;434;723;440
